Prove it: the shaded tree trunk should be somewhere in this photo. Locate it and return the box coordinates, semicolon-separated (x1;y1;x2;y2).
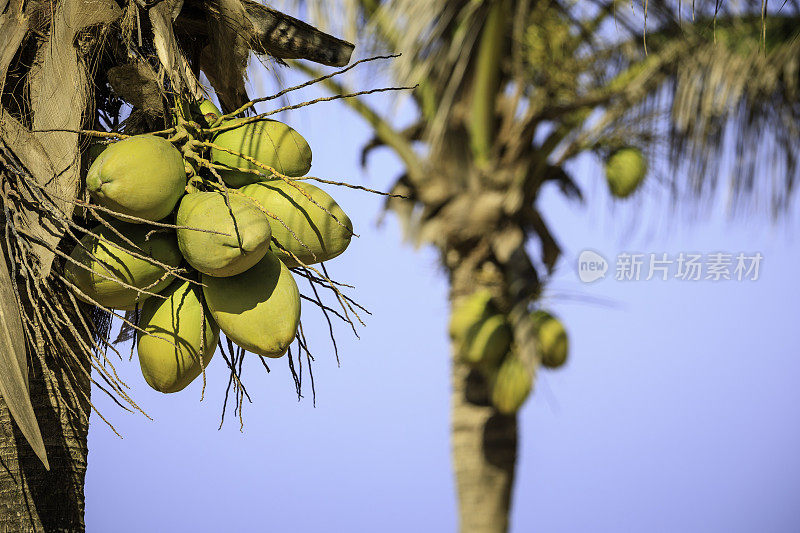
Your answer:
0;336;91;531
450;259;518;533
451;359;518;533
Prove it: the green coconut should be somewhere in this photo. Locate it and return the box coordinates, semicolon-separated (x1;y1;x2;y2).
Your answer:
239;181;352;267
87;135;187;222
175;99;222;127
490;352;533;415
604;147;647;198
211;119;312;187
199;99;222;122
449;289;493;340
532;310;569;369
137;279;219;393
64;220;182;310
202;251;300;357
176;192;271;277
463;314;512;368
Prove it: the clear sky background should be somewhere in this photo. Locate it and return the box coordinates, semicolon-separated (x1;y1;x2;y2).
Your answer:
84;59;800;532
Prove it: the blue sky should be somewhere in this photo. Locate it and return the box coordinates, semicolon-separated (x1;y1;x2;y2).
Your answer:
84;63;800;532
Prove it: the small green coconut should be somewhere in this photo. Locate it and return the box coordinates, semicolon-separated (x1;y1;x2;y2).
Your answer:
87;135;187;222
199;99;222;122
211;119;312;187
64;221;182;310
490;351;533;415
176;192;271;277
532;310;569;369
240;181;352;267
449;289;493;340
175;99;222;127
203;251;300;357
138;280;219;393
463;314;512;368
604;147;647;198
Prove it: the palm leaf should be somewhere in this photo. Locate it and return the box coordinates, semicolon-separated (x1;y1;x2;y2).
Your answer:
0;247;48;470
592;14;800;214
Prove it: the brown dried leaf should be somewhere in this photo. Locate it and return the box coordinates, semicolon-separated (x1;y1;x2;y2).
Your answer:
107;61;163;115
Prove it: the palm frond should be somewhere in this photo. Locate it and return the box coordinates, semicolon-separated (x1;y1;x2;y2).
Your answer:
595;14;800;214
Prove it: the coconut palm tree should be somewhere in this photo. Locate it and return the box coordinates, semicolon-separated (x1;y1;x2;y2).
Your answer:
0;2;354;529
283;1;800;531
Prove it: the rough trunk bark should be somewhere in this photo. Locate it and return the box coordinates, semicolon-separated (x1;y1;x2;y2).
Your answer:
0;335;91;531
450;260;518;533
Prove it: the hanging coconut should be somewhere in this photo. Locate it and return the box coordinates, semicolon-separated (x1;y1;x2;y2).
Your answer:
176;192;272;277
532;310;569;369
64;220;182;310
202;251;300;357
240;180;352;267
211;119;313;187
463;314;512;368
199;99;222;123
174;99;222;127
490;351;533;415
604;147;647;198
137;279;219;393
449;289;493;340
86;135;187;222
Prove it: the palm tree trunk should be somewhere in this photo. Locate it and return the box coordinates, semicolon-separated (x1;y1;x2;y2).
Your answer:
452;359;517;533
452;358;518;533
450;261;518;533
0;334;90;531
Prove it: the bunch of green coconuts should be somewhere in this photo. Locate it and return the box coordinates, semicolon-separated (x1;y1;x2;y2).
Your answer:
66;100;353;394
449;290;568;414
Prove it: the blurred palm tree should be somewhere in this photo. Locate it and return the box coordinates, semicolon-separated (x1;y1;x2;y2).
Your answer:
286;1;800;531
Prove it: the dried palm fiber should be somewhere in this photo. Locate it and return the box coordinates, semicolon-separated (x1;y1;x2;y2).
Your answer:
197;0;253;112
149;0;205;99
0;0;125;471
203;251;300;357
2;0;122;277
65;220;182;310
138;279;219;393
106;60;164;117
240;180;351;267
176;191;271;277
